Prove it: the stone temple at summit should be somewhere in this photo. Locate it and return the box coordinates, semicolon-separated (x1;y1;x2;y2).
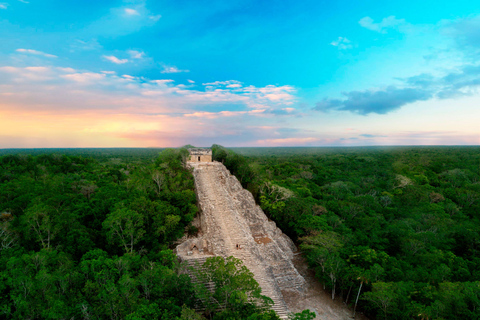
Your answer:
188;148;212;162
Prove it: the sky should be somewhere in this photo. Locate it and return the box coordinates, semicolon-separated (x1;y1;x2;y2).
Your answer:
1;0;480;148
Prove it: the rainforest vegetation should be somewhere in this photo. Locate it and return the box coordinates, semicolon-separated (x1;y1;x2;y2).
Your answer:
2;145;479;320
0;148;295;320
213;145;480;320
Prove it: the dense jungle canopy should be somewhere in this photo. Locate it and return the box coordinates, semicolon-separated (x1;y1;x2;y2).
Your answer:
1;146;479;319
215;145;480;320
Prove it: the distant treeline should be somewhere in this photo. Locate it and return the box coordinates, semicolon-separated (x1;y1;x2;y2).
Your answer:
0;148;165;162
213;145;480;320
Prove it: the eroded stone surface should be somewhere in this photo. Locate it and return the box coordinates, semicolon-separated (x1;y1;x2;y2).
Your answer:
176;161;305;318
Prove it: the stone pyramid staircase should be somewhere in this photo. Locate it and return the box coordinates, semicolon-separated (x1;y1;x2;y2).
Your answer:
177;162;305;319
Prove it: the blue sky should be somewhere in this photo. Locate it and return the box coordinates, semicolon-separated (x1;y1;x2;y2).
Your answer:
1;0;479;147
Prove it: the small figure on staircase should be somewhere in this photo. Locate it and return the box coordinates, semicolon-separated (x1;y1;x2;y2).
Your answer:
236;244;239;250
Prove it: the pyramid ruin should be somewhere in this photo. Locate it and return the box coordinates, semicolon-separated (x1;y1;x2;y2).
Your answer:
176;160;305;318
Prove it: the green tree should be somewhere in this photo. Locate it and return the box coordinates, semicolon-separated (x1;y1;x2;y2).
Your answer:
192;256;273;316
300;231;345;300
0;212;17;251
103;206;145;254
23;203;59;249
363;282;397;320
289;309;316;320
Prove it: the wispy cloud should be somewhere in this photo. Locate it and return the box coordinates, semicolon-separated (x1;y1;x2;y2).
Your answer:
103;55;129;64
360;134;387;138
61;72;106;83
359;16;407;33
203;80;242;88
161;65;189;73
184;110;264;119
84;3;161;37
149;14;161;22
124;8;140;16
16;48;57;58
128;50;145;59
256;137;323;146
193;81;296;108
71;39;102;51
330;37;352;50
0;3;7;9
442;15;480;58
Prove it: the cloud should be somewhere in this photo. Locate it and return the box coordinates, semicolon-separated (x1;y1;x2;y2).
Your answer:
151;79;174;85
71;39;102;51
442;15;480;56
315;86;432;115
112;123;306;148
84;4;161;37
437;65;480;98
330;37;352;50
62;72;106;83
203;80;242;88
360;134;386;138
0;63;304;147
359;16;407;33
161;65;189;73
15;48;57;58
128;50;145;59
184;110;259;119
402;64;480;99
124;8;140;16
103;55;129;64
403;73;437;88
0;3;7;9
182;108;288;120
265;108;296;115
0;66;57;82
194;81;296;108
256;137;322;146
372;131;480;146
0;65;298;117
149;14;162;22
315;57;480;116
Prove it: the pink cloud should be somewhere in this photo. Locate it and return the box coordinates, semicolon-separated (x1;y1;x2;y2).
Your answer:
0;64;306;147
256;137;323;146
103;55;129;64
161;65;189;73
16;48;57;58
124;8;140;16
62;72;106;83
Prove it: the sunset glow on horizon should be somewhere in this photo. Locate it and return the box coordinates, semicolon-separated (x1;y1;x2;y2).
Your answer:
1;1;480;148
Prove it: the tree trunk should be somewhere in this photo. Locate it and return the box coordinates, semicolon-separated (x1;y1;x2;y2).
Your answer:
130;234;134;253
353;281;363;318
346;284;353;304
332;280;336;300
